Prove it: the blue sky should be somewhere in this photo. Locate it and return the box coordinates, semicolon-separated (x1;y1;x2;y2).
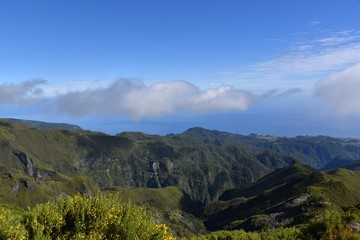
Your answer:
1;0;360;137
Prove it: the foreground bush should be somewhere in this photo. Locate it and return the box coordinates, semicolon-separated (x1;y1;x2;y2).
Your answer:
190;209;360;240
0;205;27;240
2;195;360;240
187;228;301;240
301;209;360;240
0;193;174;240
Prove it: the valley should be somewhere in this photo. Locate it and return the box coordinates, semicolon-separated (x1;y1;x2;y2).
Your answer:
1;118;360;239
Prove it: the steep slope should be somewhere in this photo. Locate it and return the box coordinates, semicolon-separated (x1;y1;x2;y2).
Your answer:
322;156;360;170
0;121;286;204
204;161;360;231
0;120;98;207
1;120;360;207
105;186;206;237
219;160;316;201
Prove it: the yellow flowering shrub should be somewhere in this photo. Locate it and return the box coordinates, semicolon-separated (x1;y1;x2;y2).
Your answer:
21;193;174;240
0;206;27;240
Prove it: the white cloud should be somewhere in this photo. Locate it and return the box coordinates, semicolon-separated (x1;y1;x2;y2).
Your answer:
0;77;300;119
315;63;360;116
232;30;360;92
54;79;258;119
254;37;360;76
317;36;357;46
0;79;46;105
308;20;321;26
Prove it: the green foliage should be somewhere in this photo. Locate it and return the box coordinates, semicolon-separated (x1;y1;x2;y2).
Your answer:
0;193;174;240
3;120;360;238
107;186;185;211
188;227;301;240
3;119;360;207
204;160;360;232
190;208;360;240
0;167;98;208
299;209;360;240
0;204;27;240
105;186;206;237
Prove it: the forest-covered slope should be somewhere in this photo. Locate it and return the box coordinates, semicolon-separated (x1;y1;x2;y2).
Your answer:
1;118;360;207
2;119;360;238
204;161;360;231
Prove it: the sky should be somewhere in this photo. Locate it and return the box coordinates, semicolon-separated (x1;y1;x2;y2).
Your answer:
1;0;360;137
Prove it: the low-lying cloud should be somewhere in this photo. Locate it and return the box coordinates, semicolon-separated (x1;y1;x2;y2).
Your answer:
0;79;46;105
55;79;257;119
316;63;360;116
0;78;302;119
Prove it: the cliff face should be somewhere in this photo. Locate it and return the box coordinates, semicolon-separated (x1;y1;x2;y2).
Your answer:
14;151;35;177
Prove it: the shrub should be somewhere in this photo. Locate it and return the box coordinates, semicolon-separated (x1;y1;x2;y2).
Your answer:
187;228;301;240
300;209;360;240
324;223;360;240
0;206;27;240
1;193;174;240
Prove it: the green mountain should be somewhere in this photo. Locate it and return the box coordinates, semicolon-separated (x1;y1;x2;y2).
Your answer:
203;161;360;231
1;119;360;208
105;186;206;237
322;155;360;170
4;118;83;131
2;119;360;237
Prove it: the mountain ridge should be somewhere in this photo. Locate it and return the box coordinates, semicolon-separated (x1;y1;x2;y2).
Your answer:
2;119;360;237
1;118;360;206
203;161;360;232
3;118;83;131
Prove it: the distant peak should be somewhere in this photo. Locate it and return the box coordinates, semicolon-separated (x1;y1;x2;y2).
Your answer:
3;118;83;131
184;127;209;132
291;160;302;165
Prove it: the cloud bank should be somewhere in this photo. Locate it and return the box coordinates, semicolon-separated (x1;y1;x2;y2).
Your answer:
54;79;257;119
0;78;301;119
0;79;45;105
316;63;360;116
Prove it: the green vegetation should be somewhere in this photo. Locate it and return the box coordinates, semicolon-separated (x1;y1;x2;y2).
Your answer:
106;186;186;211
4;118;83;131
188;228;301;240
1;119;360;207
1;162;360;239
0;193;174;240
2;199;360;239
191;208;360;239
2;119;360;238
105;186;206;237
204;161;360;232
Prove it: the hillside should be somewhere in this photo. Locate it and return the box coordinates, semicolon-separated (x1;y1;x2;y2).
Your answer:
105;186;206;237
2;119;360;237
1;119;360;208
204;161;360;231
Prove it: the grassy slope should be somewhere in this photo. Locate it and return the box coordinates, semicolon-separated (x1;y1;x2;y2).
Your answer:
105;186;206;237
1;119;360;219
0;120;98;207
204;161;360;231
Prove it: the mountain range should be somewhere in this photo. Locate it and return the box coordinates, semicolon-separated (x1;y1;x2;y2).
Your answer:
1;118;360;237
